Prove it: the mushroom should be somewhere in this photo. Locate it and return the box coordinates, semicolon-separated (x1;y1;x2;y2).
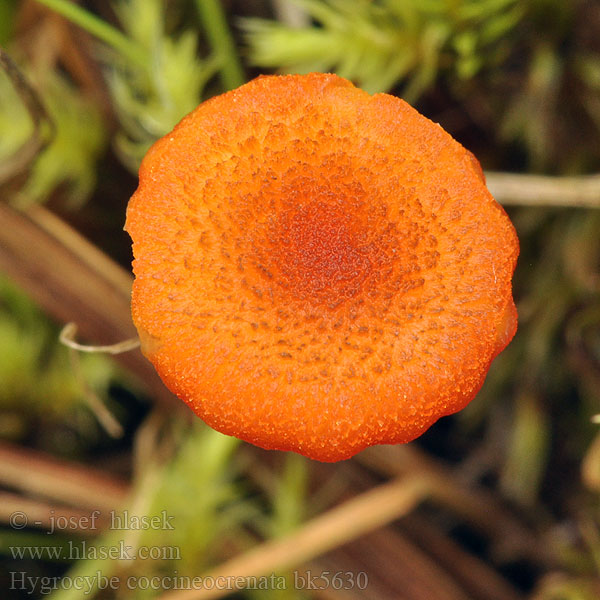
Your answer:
125;73;518;462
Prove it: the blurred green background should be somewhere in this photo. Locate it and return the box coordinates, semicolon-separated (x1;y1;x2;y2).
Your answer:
0;1;599;599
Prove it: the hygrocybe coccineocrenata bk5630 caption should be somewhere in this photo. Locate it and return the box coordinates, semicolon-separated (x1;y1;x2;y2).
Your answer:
125;73;519;462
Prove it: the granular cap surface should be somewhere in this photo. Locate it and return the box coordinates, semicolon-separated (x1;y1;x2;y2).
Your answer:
126;73;519;462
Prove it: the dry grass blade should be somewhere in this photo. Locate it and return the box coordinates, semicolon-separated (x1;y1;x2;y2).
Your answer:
309;528;474;600
0;491;112;534
399;516;526;600
0;441;128;511
159;474;432;600
358;445;554;565
0;202;176;406
486;171;600;208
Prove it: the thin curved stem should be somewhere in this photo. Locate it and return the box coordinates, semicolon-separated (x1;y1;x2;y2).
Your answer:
59;322;140;355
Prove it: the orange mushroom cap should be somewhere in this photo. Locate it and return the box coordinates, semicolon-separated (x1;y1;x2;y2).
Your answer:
126;73;519;462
